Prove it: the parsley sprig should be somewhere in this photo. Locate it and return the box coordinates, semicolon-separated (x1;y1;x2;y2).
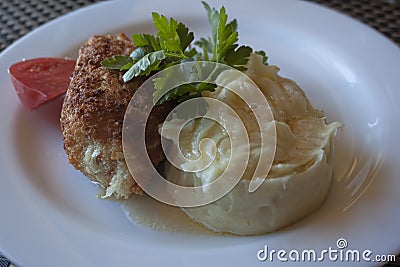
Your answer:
101;12;196;82
196;2;252;70
101;1;268;104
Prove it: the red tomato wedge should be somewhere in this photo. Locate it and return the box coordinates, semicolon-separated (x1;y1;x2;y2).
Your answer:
8;57;76;111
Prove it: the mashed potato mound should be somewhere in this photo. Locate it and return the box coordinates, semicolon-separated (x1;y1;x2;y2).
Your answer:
164;54;341;235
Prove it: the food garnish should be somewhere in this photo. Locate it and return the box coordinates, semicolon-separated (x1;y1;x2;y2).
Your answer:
8;57;75;111
101;1;267;104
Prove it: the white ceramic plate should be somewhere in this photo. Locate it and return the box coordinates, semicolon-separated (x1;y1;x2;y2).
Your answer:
0;0;399;266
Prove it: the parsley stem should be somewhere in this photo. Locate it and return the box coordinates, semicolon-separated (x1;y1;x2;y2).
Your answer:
205;64;219;84
164;52;187;59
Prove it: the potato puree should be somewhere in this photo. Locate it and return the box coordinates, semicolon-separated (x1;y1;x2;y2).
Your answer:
163;54;341;235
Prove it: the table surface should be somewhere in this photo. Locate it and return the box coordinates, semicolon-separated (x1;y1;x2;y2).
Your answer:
0;0;399;266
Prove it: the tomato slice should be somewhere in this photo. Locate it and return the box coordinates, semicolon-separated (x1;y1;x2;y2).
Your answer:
9;57;76;111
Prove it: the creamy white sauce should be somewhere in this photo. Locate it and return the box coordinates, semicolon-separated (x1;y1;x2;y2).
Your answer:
121;193;214;234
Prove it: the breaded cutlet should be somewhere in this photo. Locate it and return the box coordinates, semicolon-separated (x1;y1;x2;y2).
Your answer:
60;33;172;199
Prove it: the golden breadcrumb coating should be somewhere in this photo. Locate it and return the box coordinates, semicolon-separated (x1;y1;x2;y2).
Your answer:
61;33;172;199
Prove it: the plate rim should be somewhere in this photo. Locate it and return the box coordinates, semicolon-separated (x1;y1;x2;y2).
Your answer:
0;0;399;266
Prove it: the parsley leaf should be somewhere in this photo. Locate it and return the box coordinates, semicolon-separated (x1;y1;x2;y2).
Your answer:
132;33;160;50
194;37;213;60
215;6;237;62
225;45;252;70
176;23;194;51
122;50;166;82
152;12;182;53
202;1;219;46
112;13;196;84
155;82;216;105
197;2;253;70
130;46;153;60
100;55;133;70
